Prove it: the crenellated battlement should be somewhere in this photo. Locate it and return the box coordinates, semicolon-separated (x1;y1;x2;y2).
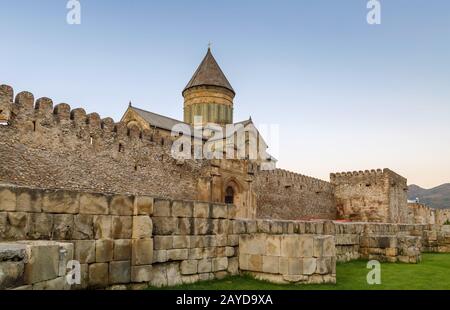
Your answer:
0;84;182;153
330;168;406;185
257;168;332;191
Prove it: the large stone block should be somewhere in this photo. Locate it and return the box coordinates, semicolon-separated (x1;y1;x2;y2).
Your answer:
178;218;193;235
153;199;171;217
262;256;279;274
314;235;335;257
193;218;209;235
112;216;132;239
316;257;333;275
16;188;42;212
227;257;239;275
302;258;317;275
167;249;189;261
0;213;7;239
150;264;168;287
153;250;168;263
173;235;190;249
58;242;74;277
113;239;131;261
73;214;94;240
73;240;95;264
6;212;30;240
132;216;153;239
154;236;173;250
198;258;212;273
266;235;281;256
23;242;60;284
109;261;131;284
32;276;68;290
212;257;228;272
42;189;79;214
239;234;266;255
131;265;153;282
132;238;153;265
80;193;109;215
193;202;209;218
88;263;109;288
172;201;193;218
96;239;113;263
0;187;16;212
110;195;133;216
133;196;153;216
167;262;182;286
0;261;25;289
227;234;239;246
28;213;53;239
180;259;198;275
52;214;74;240
93;215;112;239
211;204;227;219
247;254;262;272
153;217;177;235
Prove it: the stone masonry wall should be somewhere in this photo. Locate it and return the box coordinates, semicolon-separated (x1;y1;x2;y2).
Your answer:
0;85;207;201
331;169;408;223
254;169;337;220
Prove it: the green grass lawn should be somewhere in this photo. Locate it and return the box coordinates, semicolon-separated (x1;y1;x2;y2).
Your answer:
148;253;450;290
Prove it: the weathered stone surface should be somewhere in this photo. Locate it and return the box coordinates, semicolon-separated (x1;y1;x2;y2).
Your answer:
52;214;74;240
73;214;94;240
132;216;153;239
178;218;193;235
173;235;190;249
112;216;132;239
73;240;95;264
0;187;16;212
134;196;153;216
316;257;333;275
150;264;167;287
96;239;113;263
153;250;168;263
80;193;109;215
16;188;42;212
211;204;227;219
153;217;177;235
42;190;79;214
266;235;281;256
58;242;74;277
23;243;60;284
314;235;335;257
167;262;182;286
110;195;133;216
131;265;153;282
172;201;193;218
262;256;279;274
167;249;189;261
93;215;112;239
180;259;198;275
154;236;173;250
153;199;171;217
212;257;228;272
193;202;209;218
225;246;235;257
0;261;25;289
132;238;153;265
227;257;239;275
193;218;209;235
109;261;131;284
239;234;265;255
72;263;88;290
89;263;109;288
227;234;239;246
302;258;317;275
28;213;53;239
182;274;200;284
6;212;29;240
198;258;212;273
113;239;131;261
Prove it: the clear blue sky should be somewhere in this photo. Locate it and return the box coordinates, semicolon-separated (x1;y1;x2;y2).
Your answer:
1;0;449;188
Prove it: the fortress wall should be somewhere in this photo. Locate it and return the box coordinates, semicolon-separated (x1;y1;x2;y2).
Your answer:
254;169;337;220
330;169;409;223
1;183;449;289
0;85;206;200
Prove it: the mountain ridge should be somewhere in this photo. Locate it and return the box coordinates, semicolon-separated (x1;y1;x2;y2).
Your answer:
408;183;450;209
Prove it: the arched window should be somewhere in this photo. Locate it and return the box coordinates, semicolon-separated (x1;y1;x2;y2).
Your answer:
225;186;235;204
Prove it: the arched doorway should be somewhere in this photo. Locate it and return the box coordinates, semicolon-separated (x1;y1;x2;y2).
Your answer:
225;186;235;204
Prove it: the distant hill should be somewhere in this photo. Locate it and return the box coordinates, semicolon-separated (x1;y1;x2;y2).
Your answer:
408;184;450;209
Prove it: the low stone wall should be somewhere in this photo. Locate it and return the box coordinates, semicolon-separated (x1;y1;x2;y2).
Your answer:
239;233;336;284
0;241;73;290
